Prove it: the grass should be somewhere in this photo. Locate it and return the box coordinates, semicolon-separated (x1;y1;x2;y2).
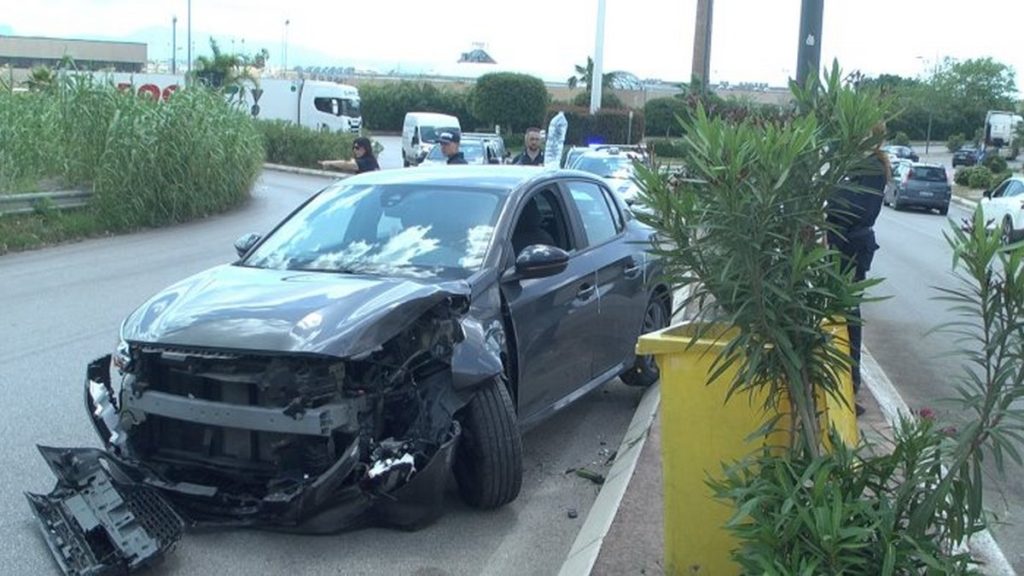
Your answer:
0;73;264;253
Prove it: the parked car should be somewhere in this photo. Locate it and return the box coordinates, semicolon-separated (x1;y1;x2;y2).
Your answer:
952;145;983;167
29;166;670;574
568;147;647;205
884;161;951;214
883;144;920;163
419;136;504;166
562;143;650;169
463;132;509;162
980;175;1024;244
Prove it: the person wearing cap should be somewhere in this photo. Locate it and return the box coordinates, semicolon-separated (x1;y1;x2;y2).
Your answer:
438;130;468;165
511;127;545;166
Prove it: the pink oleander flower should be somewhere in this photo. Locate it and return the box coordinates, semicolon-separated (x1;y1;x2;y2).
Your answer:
919;407;936;421
941;426;958;437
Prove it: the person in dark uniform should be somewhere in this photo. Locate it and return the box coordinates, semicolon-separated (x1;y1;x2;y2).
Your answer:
511;127;545;166
319;137;380;174
438;130;467;165
826;129;891;415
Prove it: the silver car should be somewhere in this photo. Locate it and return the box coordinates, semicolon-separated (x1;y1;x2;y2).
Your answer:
884;161;951;215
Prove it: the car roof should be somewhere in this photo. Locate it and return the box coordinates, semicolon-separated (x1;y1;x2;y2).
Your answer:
338;165;592;192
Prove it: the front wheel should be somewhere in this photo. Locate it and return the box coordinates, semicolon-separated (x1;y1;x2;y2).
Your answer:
1002;218;1015;245
453;378;523;509
620;294;669;387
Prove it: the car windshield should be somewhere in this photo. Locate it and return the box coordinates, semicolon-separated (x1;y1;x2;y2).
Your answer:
420;126;459;144
425;140;484;163
243;183;506;279
910;167;947;182
572;155;636;179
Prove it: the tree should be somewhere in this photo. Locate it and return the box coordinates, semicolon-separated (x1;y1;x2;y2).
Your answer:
472;72;548;133
24;65;57;92
191;37;257;96
932;57;1017;139
248;48;270;70
566;57;626;91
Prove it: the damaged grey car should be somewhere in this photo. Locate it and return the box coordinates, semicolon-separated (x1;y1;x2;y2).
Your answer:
28;166;669;574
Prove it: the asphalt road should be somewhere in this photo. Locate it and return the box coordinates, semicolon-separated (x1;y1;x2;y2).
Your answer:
866;194;1024;571
0;168;643;575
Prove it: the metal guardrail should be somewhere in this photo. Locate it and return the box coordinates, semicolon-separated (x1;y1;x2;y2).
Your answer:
0;190;92;216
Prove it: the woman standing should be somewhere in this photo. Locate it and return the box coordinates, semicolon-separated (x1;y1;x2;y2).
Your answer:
319;137;380;173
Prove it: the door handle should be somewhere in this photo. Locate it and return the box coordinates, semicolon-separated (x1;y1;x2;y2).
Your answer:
576;284;596;301
624;263;641;278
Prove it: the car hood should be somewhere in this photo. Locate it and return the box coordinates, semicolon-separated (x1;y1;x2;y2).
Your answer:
121;264;470;358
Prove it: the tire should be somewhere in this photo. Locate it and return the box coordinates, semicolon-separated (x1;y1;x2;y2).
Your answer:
620;293;670;387
1002;218;1015;245
938;204;949;216
453;378;523;509
892;195;903;211
403;158;410;168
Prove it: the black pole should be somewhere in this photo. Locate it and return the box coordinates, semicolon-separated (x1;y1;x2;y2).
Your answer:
691;0;714;95
795;0;824;88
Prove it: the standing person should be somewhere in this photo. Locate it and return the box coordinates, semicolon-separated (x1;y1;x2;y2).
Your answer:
511;127;545;166
437;130;467;165
318;137;380;173
826;125;891;416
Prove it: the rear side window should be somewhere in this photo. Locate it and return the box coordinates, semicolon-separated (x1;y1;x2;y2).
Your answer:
567;181;619;246
910;167;947;182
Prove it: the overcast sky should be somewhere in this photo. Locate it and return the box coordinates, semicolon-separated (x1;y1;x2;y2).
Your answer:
2;0;1022;92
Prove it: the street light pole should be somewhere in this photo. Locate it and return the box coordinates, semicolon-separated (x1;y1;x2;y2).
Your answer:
917;55;938;154
284;19;290;74
589;0;605;114
186;0;192;76
171;16;177;74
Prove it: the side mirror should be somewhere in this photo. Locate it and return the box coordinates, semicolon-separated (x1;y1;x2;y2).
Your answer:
510;245;569;280
411;135;419;145
983;189;993;199
234;232;261;258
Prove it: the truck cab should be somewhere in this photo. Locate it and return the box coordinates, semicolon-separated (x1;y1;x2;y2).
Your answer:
402;112;461;167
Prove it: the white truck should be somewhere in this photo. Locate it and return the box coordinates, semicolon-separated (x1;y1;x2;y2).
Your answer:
100;73;362;133
984;110;1022;158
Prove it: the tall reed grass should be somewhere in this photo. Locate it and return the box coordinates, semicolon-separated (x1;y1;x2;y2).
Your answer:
0;74;264;230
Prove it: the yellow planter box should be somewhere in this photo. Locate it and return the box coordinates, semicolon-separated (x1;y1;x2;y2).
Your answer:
636;320;858;575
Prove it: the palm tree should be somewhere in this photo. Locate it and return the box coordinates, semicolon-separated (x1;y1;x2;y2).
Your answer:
190;37;258;98
24;65;57;92
566;57;618;91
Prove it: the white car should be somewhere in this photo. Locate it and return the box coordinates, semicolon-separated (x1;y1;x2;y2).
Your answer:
980;176;1024;244
569;148;646;205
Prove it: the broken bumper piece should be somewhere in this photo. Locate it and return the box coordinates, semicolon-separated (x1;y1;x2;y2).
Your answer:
25;446;184;576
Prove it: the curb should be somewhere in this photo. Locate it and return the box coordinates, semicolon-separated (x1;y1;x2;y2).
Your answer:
558;380;661;576
861;345;1016;575
262;163;351;179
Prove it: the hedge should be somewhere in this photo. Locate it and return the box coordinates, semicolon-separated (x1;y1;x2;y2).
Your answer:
473;73;549;133
545;106;645;146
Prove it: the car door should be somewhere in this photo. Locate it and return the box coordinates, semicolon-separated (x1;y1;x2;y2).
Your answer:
1004;180;1024;232
500;186;598;422
562;180;647;380
981;179;1013;230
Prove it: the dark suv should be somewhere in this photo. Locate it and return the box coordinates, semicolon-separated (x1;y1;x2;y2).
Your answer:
884;162;951;215
952;145;983;167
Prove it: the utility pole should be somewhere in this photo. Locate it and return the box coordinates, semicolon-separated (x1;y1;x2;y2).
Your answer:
589;0;606;114
186;0;192;75
171;16;177;74
795;0;823;88
691;0;713;95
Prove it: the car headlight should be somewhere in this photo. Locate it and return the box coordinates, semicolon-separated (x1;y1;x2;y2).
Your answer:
113;337;132;372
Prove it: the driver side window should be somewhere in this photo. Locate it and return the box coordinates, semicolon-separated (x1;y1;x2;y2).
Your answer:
511;189;572;255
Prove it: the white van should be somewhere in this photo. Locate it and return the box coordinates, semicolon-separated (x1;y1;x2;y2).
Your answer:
402;112;461;167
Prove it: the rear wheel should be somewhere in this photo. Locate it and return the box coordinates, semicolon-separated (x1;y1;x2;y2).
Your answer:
938;204;949;216
453;378;523;509
621;293;669;387
1002;218;1015;245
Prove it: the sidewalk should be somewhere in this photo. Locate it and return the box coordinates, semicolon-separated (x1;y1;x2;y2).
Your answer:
561;343;1016;575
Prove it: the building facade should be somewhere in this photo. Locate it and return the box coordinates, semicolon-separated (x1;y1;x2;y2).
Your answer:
0;35;146;81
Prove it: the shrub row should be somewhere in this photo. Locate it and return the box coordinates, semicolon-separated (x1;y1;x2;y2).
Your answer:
358;81;480;132
954;165;1012;189
546;106;645;146
257;120;356;168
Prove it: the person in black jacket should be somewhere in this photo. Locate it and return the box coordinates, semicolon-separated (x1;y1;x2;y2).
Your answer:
511;127;545;166
319;137;380;173
826;138;891;415
438;130;468;165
